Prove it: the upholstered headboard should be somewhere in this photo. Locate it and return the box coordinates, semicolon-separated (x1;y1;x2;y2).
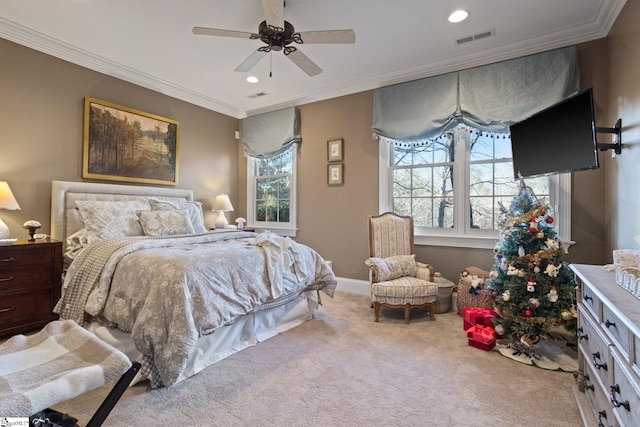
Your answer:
51;180;194;249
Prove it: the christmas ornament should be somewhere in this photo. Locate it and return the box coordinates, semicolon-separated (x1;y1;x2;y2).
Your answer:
507;265;519;276
502;290;511;301
494;324;505;336
561;310;573;321
489;270;499;280
545;238;559;250
528;297;540;308
537;231;544;239
529;217;538;233
524;308;533;317
546;215;554;224
544;263;561;278
518;246;525;257
527;278;537;292
501;258;508;271
547;286;558;302
518;269;526;278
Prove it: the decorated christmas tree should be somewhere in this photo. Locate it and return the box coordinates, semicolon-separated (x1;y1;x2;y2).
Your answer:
488;182;576;350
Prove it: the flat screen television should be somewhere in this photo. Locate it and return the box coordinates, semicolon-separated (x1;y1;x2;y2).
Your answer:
509;88;599;179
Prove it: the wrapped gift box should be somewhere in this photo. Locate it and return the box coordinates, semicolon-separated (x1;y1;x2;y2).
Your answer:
462;307;499;330
466;324;496;351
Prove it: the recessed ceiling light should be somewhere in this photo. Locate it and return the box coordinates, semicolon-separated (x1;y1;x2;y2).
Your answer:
448;10;469;23
246;76;259;83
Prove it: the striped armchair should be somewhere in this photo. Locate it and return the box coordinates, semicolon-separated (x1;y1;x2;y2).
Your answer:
365;212;438;324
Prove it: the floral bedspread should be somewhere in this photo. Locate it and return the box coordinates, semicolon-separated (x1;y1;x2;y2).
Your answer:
55;231;336;387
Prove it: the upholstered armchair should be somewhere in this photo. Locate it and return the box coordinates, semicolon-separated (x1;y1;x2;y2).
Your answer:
365;212;438;324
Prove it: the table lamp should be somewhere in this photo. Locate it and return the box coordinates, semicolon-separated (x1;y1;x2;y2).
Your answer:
0;181;21;239
213;194;234;229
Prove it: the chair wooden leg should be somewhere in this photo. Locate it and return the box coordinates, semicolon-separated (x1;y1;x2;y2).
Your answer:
429;302;436;321
373;302;381;322
404;305;411;324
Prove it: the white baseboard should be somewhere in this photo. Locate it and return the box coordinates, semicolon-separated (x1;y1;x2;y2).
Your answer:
335;277;369;296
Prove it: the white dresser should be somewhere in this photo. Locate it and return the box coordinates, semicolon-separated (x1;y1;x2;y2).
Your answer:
572;264;640;427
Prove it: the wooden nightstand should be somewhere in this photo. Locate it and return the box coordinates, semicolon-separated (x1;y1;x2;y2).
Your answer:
0;239;62;337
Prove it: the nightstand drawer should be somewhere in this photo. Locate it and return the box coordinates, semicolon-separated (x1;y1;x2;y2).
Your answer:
0;266;53;291
0;246;54;270
0;287;57;326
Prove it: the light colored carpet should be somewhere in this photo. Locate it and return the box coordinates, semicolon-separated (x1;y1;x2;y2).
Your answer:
53;292;582;426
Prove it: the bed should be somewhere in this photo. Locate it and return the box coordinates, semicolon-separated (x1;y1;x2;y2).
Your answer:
50;180;336;388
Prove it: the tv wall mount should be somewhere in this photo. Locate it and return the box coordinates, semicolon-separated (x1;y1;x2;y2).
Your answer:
595;118;622;154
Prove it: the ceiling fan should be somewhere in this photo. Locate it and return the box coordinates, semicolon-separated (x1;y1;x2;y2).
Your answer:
192;0;355;77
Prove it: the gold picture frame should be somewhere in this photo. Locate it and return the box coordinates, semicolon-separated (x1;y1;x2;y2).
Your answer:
82;97;179;186
328;163;343;185
327;138;343;162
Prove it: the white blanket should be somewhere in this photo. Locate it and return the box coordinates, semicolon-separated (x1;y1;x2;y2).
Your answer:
0;320;131;417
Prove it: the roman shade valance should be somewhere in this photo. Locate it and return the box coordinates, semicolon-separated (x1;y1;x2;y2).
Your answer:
241;107;301;158
372;46;580;142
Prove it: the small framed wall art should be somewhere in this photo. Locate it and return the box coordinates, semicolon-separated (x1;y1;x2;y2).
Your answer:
328;163;343;186
327;138;343;162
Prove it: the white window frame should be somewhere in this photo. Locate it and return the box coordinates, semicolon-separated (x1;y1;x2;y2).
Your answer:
246;145;298;237
378;139;572;249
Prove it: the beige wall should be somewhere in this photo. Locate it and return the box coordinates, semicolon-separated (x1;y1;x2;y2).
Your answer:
605;0;640;255
0;38;239;237
2;27;626;283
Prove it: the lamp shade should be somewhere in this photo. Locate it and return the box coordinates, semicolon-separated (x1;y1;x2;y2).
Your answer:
0;181;20;210
213;194;234;212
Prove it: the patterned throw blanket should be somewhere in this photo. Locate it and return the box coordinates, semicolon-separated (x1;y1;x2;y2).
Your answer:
0;320;131;417
54;231;336;387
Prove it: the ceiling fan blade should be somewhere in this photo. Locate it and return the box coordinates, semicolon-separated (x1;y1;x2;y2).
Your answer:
262;0;284;29
235;49;268;72
286;49;322;77
298;29;356;44
192;27;254;39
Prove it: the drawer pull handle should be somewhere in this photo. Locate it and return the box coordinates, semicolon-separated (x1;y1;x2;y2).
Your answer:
577;327;589;341
592;352;608;371
609;384;631;411
0;276;13;282
0;305;16;313
584;294;593;302
0;257;14;263
604;319;616;329
597;410;609;427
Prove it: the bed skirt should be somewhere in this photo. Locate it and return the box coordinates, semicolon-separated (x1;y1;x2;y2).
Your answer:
86;290;319;386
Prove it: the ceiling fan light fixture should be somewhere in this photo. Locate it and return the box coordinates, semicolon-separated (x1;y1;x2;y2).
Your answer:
246;76;259;83
448;10;469;23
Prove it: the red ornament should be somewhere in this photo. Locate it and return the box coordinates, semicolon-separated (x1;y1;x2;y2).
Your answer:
524;308;533;317
546;216;554;224
528;217;538;233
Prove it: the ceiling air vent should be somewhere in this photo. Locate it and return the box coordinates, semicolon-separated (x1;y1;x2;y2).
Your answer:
248;92;268;99
455;29;496;46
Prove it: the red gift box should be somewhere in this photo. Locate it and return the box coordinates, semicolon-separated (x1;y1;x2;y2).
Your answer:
468;338;496;351
465;325;496;343
462;307;498;330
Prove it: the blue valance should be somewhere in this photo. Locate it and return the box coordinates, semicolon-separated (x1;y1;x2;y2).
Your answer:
372;46;580;142
241;107;301;158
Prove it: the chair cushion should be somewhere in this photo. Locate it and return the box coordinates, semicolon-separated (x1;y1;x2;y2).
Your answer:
372;276;438;305
365;254;417;282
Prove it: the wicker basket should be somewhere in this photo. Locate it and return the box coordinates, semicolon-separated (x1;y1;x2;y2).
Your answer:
456;266;494;315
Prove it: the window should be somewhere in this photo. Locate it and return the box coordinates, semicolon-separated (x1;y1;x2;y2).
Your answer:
247;145;297;236
379;124;571;248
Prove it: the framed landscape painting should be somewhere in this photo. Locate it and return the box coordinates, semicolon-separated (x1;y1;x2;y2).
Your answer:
82;97;179;185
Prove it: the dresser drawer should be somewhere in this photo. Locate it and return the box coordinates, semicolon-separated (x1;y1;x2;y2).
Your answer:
580;305;614;386
611;348;640;427
0;266;53;291
584;361;620;427
0;287;58;326
602;304;631;362
582;281;602;320
0;246;54;270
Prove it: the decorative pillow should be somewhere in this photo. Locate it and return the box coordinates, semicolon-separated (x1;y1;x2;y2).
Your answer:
137;209;195;237
76;200;151;244
149;199;208;234
365;254;418;282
